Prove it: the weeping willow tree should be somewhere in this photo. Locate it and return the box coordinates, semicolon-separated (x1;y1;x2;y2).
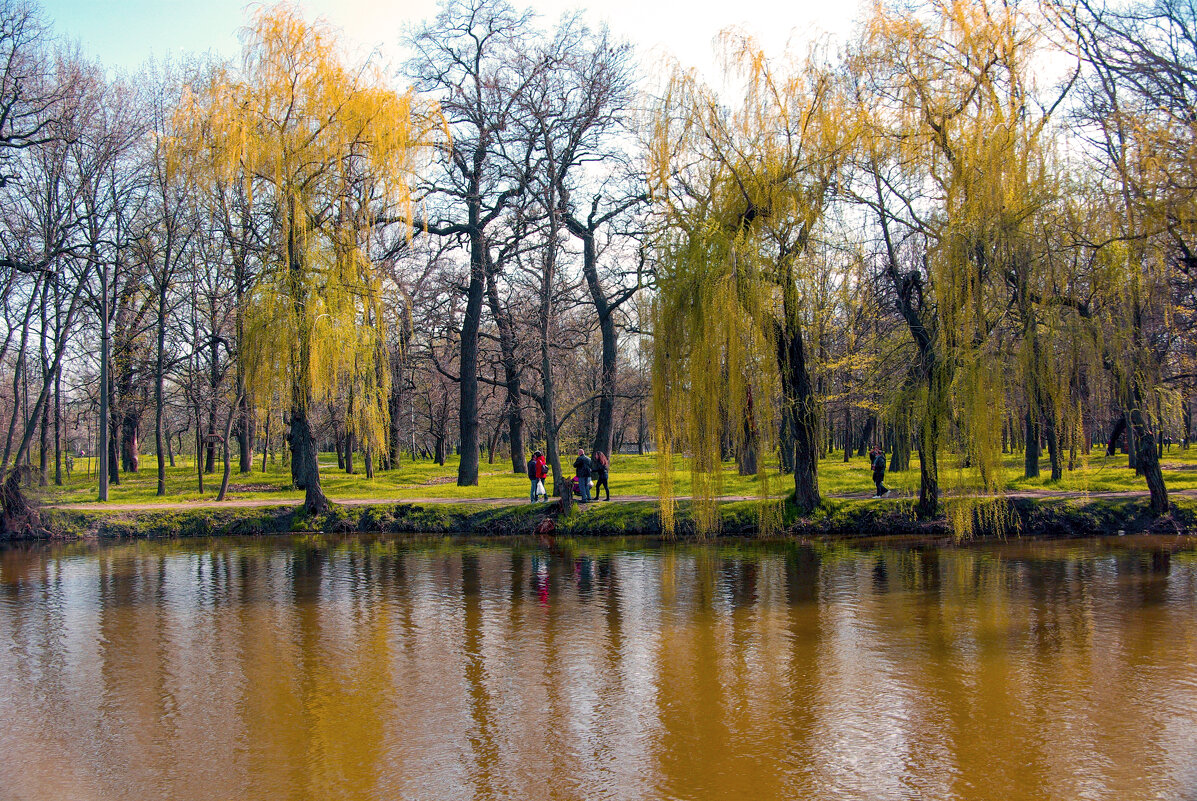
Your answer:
1064;0;1197;516
649;36;847;534
852;0;1070;524
182;6;437;512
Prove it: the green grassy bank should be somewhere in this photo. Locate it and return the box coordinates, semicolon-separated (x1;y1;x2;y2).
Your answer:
39;446;1197;508
27;495;1197;543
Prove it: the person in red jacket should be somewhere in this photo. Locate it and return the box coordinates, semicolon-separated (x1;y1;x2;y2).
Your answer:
527;450;548;503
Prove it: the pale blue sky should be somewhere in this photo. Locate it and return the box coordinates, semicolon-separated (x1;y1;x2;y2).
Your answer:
40;0;862;80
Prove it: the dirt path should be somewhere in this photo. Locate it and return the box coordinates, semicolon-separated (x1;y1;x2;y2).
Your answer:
50;488;1192;513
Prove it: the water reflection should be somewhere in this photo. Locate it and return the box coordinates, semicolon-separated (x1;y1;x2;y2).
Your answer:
2;536;1196;801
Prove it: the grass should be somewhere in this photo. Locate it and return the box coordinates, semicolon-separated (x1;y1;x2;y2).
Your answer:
32;442;1197;508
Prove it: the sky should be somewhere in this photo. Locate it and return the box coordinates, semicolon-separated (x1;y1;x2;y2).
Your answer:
39;0;864;85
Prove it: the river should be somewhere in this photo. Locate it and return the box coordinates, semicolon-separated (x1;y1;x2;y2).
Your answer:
2;535;1195;800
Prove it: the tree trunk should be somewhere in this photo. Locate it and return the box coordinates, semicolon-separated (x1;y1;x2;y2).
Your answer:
154;288;167;495
1044;405;1062;481
1106;414;1127;456
1127;416;1138;472
1024;409;1040;478
779;413;794;474
289;405;328;513
1183;398;1191;449
583;235;618;460
890;427;910;472
456;226;486;487
237;394;252;474
121;410;139;473
261;413;271;473
1128;384;1168;515
217;395;242;502
387;380;402;470
842;406;851;462
107;419;119;485
53;359;61;486
875;175;940;518
917;430;939;518
38;291;48;485
205;358;217;474
857;414;876;456
777;316;819;514
484;254;526;475
99;261;109;501
195;426;204;494
284;197;328;514
738;387;758;476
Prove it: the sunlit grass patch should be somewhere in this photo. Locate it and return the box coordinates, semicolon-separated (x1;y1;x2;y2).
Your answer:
40;442;1197;509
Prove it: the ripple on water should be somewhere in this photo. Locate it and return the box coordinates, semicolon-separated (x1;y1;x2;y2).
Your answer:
1;536;1196;801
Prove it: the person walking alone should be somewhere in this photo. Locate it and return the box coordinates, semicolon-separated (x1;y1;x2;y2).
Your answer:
592;451;611;501
573;448;593;503
870;446;890;498
527;450;548;503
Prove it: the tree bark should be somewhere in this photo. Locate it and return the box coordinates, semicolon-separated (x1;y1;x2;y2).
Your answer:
1024;409;1040;478
154;284;167;495
484;253;526;475
1044;406;1062;481
777;315;820;513
289;405;327;513
1127;383;1168;515
874;172;940;518
857;414;876;456
261;413;270;473
53;359;61;486
456;226;485;487
842;406;851;463
738;386;758;476
890;426;910;472
1106;414;1127;456
287;198;328;514
237;394;252;474
217;394;242;502
579;229;617;459
38;288;48;485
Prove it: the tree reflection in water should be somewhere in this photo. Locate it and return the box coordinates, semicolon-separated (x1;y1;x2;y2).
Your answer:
1;536;1195;800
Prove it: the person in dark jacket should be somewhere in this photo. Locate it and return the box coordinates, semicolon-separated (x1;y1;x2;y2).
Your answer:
592;451;610;501
573;448;593;502
870;446;889;498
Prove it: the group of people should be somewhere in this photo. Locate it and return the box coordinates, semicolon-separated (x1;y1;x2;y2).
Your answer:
527;447;611;503
528;444;892;503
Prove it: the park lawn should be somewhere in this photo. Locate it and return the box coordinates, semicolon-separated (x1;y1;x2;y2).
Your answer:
38;443;1197;507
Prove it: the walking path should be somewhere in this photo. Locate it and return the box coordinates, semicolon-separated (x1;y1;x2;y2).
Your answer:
51;488;1187;513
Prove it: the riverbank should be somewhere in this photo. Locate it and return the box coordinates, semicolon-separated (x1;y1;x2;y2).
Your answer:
20;494;1197;542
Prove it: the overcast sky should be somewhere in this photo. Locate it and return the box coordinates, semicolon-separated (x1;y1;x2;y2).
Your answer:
39;0;863;85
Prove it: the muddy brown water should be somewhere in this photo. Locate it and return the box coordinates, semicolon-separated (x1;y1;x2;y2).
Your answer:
2;535;1196;801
